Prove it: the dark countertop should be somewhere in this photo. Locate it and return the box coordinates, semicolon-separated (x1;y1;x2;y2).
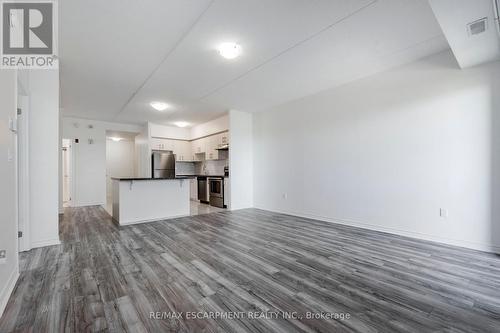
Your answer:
112;175;227;181
177;174;226;178
111;176;194;181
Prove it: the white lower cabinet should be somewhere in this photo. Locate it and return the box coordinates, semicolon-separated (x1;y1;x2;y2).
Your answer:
190;179;197;200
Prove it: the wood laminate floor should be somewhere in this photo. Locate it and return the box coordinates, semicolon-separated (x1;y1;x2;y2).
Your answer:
189;201;226;216
1;206;500;332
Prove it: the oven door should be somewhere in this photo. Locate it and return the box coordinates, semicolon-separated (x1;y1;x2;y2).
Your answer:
209;178;223;198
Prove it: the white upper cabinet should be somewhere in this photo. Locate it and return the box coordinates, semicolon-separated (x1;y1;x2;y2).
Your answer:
220;132;229;146
151;138;174;151
173;140;192;161
150;138;162;150
151;130;229;161
151;138;191;161
191;138;206;161
206;131;229;160
183;141;193;161
192;138;201;154
206;135;217;161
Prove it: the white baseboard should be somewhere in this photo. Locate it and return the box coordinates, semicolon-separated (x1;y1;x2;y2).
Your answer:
0;267;19;318
72;202;105;208
118;213;190;226
254;206;500;254
230;205;253;211
30;238;61;249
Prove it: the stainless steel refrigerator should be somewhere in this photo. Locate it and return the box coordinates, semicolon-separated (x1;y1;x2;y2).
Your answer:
152;151;176;179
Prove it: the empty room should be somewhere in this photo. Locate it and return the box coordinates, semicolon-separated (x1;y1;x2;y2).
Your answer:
1;0;500;332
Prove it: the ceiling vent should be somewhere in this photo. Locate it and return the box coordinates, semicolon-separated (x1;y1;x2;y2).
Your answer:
467;17;488;36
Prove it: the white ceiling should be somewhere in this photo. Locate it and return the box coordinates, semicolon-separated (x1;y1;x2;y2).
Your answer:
429;0;500;68
60;0;449;127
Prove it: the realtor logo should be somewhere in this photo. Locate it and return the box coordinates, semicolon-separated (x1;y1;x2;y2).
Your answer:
1;1;57;68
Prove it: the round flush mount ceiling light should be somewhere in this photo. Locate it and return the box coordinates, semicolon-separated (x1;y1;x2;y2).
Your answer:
218;42;242;59
109;137;123;142
150;101;169;111
174;121;189;128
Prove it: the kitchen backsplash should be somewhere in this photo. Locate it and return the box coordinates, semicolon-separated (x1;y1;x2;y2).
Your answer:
175;161;195;175
195;159;228;175
176;159;228;176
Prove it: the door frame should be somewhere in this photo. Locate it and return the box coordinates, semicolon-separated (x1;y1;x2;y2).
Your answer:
17;95;30;252
61;138;74;207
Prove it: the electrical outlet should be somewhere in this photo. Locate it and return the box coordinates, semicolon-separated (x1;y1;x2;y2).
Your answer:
0;250;6;264
440;208;448;218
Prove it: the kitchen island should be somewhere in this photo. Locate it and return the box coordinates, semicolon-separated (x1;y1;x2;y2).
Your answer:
111;177;191;225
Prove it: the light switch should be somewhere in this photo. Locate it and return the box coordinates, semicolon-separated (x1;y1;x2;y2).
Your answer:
7;148;13;162
9;118;17;133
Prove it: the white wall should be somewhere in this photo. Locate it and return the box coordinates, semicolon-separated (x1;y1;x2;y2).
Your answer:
135;124;151;178
191;115;229;139
106;138;135;199
229;110;253;210
253;51;500;253
0;70;19;316
61;117;141;207
151;115;229;141
150;123;190;140
26;70;60;248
